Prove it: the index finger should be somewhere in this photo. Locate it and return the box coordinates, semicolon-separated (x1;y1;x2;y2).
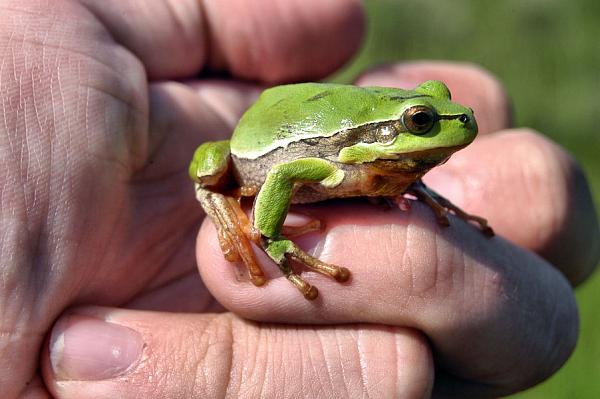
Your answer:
79;0;364;82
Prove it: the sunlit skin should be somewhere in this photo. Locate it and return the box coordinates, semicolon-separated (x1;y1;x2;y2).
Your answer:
0;0;597;398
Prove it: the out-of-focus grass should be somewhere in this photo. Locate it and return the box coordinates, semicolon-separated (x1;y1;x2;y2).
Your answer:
335;0;600;397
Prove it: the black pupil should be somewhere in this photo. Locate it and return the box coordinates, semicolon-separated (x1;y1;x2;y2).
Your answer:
411;111;431;127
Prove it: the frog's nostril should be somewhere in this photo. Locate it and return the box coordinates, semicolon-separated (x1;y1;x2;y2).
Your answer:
459;114;469;124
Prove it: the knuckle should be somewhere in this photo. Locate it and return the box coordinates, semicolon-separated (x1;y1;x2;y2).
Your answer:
498;130;572;244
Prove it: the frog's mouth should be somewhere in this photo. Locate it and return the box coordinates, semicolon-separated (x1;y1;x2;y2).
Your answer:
371;144;466;174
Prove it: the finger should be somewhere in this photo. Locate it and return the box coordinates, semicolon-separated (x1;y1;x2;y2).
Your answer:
123;80;262;311
425;129;600;285
125;270;225;314
355;61;513;135
198;200;579;396
43;307;433;399
79;0;364;81
142;79;261;180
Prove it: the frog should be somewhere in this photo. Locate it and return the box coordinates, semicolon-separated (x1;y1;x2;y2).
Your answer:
189;80;493;300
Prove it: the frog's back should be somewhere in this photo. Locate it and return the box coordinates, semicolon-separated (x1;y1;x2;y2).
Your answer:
230;83;421;159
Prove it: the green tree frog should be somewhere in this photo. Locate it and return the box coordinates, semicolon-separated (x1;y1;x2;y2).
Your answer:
189;80;493;300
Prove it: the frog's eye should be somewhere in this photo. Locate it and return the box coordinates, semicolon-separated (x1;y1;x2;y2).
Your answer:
402;106;436;135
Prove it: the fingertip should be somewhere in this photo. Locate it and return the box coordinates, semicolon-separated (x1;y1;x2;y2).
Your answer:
205;0;365;83
195;215;365;322
426;128;599;285
394;328;435;398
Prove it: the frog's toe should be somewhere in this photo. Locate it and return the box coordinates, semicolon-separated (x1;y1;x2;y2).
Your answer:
437;213;451;227
262;237;351;299
250;274;268;287
288;244;352;284
332;266;351;282
288;272;319;300
482;225;495;237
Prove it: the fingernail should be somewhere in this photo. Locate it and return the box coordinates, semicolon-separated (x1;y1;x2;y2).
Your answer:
50;315;143;381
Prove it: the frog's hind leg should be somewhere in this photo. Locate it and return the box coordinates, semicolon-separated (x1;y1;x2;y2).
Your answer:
195;185;267;286
191;140;268;285
407;180;494;237
253;158;351;299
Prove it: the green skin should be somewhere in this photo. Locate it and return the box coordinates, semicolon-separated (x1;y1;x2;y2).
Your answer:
189;80;485;297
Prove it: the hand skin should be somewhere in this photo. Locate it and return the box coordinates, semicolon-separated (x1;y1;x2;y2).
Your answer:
0;0;598;398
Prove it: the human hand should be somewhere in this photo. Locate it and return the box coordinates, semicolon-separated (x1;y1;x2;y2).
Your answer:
1;0;362;397
1;1;598;399
197;62;599;397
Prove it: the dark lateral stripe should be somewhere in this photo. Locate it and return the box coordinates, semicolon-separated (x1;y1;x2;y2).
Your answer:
306;91;333;102
385;94;428;101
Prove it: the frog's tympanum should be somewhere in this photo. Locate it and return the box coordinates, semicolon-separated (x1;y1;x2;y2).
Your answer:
190;80;493;299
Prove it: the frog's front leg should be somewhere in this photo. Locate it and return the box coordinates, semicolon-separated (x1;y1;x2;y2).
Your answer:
254;158;350;299
191;141;267;286
407;180;494;237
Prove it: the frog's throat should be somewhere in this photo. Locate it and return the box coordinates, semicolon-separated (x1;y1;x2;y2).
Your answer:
368;144;467;174
390;143;468;159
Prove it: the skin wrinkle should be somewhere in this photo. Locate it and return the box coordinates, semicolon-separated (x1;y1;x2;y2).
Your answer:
544;148;568;249
192;318;210;396
300;330;316;396
161;1;205;75
297;329;310;397
405;216;418;301
260;326;273;399
237;322;258;398
195;86;249;131
501;131;567;251
198;315;235;397
346;328;364;398
131;225;197;295
267;328;279;398
316;327;336;394
10;16;151;156
411;221;431;301
289;333;304;397
519;144;543;246
0;0;592;396
314;330;334;395
382;223;394;276
393;333;401;397
356;329;370;398
303;331;318;393
204;316;232;398
336;328;353;398
242;3;270;80
224;318;243;399
82;0;206;79
7;16;61;320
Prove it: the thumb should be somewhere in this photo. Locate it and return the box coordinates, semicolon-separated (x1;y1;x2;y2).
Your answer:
42;307;432;398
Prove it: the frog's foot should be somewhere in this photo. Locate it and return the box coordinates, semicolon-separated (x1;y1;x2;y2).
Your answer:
195;185;267;286
281;219;323;238
407;180;495;237
262;238;351;300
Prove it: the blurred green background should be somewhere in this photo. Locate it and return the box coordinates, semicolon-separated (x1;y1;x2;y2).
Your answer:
336;0;600;397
